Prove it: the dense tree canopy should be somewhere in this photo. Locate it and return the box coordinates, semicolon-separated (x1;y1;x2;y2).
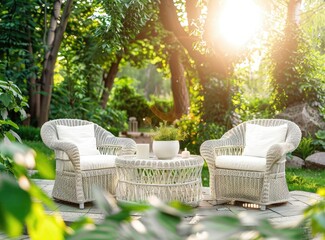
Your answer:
1;0;324;128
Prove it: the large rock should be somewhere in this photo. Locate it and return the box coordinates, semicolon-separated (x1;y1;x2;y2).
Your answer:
286;156;305;169
305;152;325;169
276;103;325;137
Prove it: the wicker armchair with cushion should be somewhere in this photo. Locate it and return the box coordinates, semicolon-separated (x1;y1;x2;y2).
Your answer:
200;119;301;210
41;119;136;209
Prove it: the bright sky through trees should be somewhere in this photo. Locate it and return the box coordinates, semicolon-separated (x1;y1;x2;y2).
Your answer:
217;0;263;47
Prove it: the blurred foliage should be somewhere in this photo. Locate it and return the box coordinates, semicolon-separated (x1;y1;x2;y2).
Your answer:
69;188;313;240
0;143;69;239
304;188;325;238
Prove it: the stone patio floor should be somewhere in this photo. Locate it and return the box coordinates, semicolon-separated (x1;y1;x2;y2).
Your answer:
1;179;322;239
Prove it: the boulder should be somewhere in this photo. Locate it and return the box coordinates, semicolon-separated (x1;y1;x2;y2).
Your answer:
305;152;325;170
276;103;325;137
286;156;305;169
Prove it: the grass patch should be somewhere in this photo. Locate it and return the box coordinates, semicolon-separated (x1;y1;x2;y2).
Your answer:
286;168;325;193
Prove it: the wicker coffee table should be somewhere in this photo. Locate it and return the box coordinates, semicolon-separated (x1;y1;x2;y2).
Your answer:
115;155;204;206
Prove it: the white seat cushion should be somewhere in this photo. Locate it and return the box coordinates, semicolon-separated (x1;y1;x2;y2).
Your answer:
215;155;266;172
57;124;100;156
80;155;116;171
242;124;288;158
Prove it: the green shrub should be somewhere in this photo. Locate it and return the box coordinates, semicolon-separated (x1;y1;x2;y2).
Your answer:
85;107;128;135
108;77;152;128
177;114;226;155
16;125;41;141
313;130;325;151
293;136;316;160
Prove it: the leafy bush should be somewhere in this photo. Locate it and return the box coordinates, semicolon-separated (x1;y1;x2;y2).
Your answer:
313;130;325;151
16;126;41;141
293;136;316;160
85;107;128;135
0;80;28;141
177;114;226;155
51;79;128;133
108;77;152;128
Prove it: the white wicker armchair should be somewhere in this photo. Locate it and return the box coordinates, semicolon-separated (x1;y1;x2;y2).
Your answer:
41;119;136;209
200;119;301;210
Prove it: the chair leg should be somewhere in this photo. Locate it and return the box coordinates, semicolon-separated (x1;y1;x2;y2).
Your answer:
260;205;266;211
79;203;84;209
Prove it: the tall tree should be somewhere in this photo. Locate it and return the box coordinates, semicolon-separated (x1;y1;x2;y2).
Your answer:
38;0;74;126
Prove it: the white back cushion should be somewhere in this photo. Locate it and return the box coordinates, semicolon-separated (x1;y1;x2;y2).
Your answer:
56;124;100;156
242;123;288;158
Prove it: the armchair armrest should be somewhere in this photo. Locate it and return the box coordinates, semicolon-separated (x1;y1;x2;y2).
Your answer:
97;144;123;155
99;136;136;155
200;138;239;166
266;142;295;170
50;140;81;170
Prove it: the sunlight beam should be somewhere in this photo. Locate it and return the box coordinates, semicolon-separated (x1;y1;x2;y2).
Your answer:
217;0;263;47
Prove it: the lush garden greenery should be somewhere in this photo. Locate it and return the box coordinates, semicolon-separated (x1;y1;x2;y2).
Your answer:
1;0;325;239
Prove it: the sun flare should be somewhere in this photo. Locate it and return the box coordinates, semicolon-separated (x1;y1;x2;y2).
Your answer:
217;0;263;47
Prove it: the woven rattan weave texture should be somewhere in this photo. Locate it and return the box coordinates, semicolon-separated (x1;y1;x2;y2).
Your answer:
200;119;302;210
41;119;136;209
115;155;204;207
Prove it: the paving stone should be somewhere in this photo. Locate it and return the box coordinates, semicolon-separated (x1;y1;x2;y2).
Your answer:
56;204;90;213
268;205;305;217
195;208;219;216
88;207;104;214
198;200;214;207
269;215;304;228
32;179;318;231
291;195;320;205
59;212;86;222
227;205;248;212
288;200;309;207
291;191;322;200
85;213;105;223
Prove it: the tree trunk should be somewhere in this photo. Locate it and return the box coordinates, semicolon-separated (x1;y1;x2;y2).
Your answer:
38;0;74;127
159;0;229;82
151;49;189;122
170;49;190;119
100;56;122;109
26;28;40;124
